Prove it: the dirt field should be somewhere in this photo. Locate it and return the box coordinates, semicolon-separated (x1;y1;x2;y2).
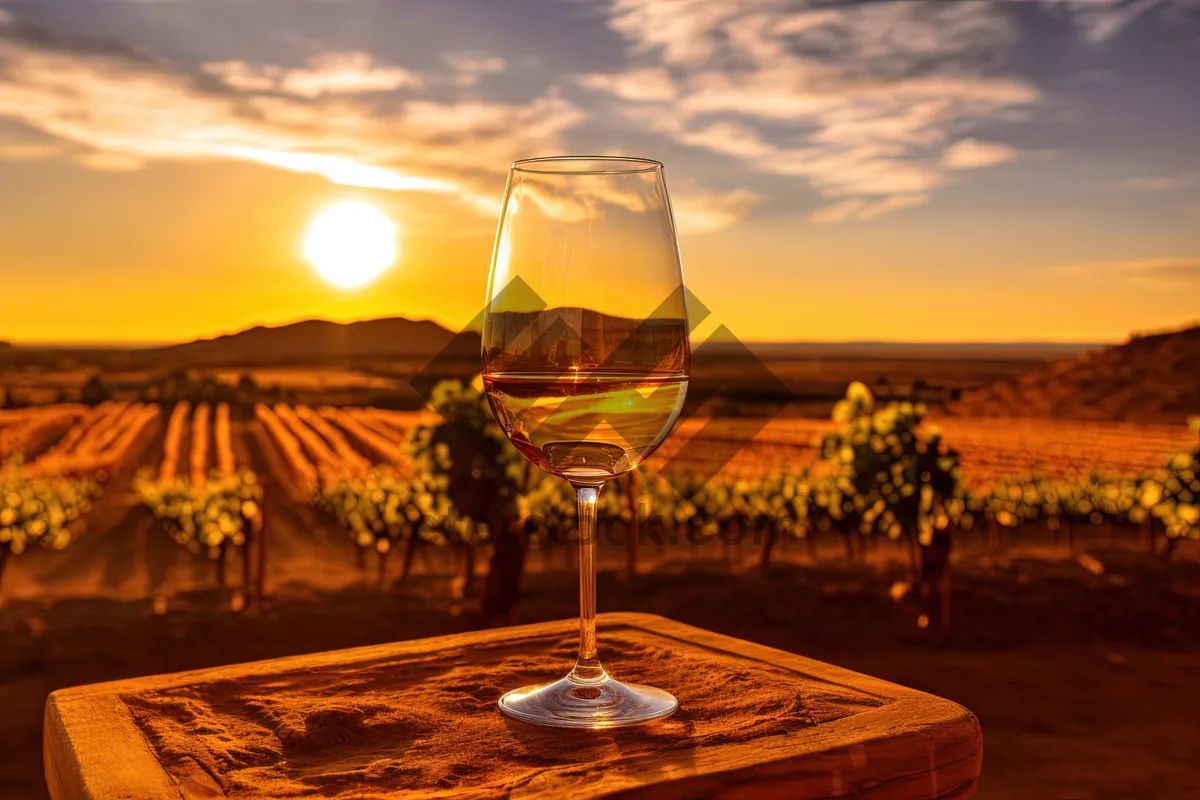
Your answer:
3;407;1198;798
5;448;1200;800
4;544;1199;799
653;415;1197;485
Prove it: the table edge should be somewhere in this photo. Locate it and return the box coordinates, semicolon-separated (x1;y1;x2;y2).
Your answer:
43;612;982;800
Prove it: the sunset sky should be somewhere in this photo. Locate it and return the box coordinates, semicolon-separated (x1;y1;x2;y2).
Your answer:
0;0;1197;345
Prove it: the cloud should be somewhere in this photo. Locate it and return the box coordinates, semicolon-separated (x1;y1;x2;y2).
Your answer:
1053;256;1200;285
577;67;676;102
203;51;421;97
1124;171;1200;191
442;51;506;87
942;139;1018;169
0;21;583;212
75;151;145;172
582;1;1037;223
671;188;760;234
502;170;757;234
0;140;58;160
811;193;930;225
670;120;776;160
1013;0;1200;43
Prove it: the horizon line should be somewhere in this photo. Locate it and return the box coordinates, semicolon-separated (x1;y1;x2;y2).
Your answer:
5;336;1118;351
6;313;1193;351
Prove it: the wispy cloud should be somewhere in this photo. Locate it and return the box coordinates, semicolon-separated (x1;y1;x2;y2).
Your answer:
2;1;1192;237
577;67;676;102
0;19;582;211
75;151;145;172
0;139;58;160
942;139;1018;170
1053;256;1200;285
1124;171;1200;191
672;188;760;234
203;52;421;98
442;51;506;87
502;173;757;234
0;12;765;231
1014;0;1200;43
581;0;1038;223
811;194;930;225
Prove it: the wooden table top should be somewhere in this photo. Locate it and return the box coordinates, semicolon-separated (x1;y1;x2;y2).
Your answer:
44;613;981;799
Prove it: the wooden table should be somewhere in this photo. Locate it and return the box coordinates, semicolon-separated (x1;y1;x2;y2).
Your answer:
44;613;981;799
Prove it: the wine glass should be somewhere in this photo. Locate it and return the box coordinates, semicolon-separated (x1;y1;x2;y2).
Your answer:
482;156;690;728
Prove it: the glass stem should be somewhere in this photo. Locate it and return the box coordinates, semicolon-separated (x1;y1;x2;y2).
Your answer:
571;483;605;683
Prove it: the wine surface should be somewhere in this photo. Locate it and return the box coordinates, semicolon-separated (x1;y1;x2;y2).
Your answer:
483;371;688;483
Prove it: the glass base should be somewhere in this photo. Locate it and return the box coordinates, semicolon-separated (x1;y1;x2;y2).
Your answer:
498;670;678;729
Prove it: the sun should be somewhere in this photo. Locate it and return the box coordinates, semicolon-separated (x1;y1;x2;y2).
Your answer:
303;201;398;289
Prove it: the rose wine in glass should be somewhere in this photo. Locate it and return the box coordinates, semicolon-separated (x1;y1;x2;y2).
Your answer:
483;156;690;728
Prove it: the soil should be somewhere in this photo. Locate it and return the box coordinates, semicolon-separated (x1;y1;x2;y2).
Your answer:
121;627;879;798
4;542;1200;799
3;416;1199;799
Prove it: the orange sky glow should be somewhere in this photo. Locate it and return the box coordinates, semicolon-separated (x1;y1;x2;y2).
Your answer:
0;2;1197;345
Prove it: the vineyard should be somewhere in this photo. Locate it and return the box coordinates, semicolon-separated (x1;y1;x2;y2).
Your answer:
0;402;159;480
234;384;1200;630
2;384;1199;800
0;402;161;590
1;389;1197;624
133;402;263;598
655;415;1198;487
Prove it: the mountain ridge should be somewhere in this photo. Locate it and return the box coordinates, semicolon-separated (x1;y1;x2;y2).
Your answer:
949;323;1200;423
155;316;470;362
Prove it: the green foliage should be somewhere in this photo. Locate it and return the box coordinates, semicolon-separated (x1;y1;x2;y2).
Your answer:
1075;473;1143;526
406;380;524;534
980;461;1192;539
669;475;730;540
521;474;575;548
135;469;262;558
317;467;466;551
1139;447;1200;540
661;473;809;541
318;385;1200;560
314;381;527;552
983;473;1071;530
0;464;97;554
758;473;811;538
817;382;963;544
597;473;634;523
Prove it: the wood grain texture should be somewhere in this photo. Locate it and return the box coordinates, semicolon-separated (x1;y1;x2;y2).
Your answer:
44;613;981;799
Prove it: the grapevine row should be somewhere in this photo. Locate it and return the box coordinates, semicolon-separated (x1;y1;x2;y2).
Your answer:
136;402;262;565
1;402;163;589
254;399;1199;562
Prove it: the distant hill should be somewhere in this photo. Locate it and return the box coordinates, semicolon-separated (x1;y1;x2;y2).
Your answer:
159;317;474;363
738;341;1102;361
949;324;1200;422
